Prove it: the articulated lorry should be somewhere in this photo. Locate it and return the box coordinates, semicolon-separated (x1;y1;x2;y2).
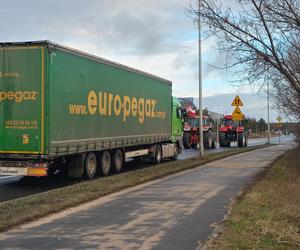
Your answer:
0;41;183;179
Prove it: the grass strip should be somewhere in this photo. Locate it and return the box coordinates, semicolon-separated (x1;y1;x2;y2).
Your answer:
206;147;300;249
0;144;270;232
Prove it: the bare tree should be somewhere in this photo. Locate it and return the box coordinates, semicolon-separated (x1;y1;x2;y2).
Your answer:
191;0;300;119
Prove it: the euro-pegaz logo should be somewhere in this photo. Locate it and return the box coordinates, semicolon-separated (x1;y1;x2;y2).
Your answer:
69;90;167;124
0;91;37;103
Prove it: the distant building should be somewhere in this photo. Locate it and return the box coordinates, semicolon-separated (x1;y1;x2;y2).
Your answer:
178;97;196;110
178;97;223;120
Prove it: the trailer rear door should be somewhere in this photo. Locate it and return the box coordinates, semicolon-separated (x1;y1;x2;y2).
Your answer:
0;46;44;154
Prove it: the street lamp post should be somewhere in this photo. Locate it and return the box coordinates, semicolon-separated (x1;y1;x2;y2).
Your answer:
267;81;271;143
198;0;204;159
216;105;220;146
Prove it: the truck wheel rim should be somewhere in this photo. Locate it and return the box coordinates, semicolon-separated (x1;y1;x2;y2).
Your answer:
87;156;96;177
88;160;95;173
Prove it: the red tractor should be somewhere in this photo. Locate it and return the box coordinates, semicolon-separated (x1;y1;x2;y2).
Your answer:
219;115;248;147
183;109;216;150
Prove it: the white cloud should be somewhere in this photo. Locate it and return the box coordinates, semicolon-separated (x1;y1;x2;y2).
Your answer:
0;0;266;116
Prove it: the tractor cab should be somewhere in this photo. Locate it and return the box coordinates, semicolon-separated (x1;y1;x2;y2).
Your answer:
183;112;210;132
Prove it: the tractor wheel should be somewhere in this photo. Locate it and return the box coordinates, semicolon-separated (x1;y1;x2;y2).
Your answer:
219;132;226;147
211;140;216;149
203;131;212;149
191;143;198;149
238;133;244;147
183;132;191;149
244;134;248;147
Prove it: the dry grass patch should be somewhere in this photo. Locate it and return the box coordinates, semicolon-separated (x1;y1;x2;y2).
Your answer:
206;147;300;249
0;145;269;232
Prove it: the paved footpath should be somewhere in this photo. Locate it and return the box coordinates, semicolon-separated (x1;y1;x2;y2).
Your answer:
0;144;294;250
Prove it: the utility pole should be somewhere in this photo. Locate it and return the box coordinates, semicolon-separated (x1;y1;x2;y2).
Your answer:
267;81;271;143
198;0;204;159
216;105;220;146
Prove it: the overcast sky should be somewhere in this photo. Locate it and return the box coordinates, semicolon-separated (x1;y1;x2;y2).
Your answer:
0;0;278;120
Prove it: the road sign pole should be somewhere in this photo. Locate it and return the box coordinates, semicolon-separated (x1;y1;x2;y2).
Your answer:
216;117;219;146
279;131;281;144
276;117;282;144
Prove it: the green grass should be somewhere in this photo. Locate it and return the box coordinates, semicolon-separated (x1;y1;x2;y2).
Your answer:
0;145;269;233
206;147;300;249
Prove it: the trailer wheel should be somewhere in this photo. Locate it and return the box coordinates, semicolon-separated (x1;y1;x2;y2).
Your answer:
154;145;162;164
238;133;244;147
99;151;111;176
112;149;124;173
84;153;97;179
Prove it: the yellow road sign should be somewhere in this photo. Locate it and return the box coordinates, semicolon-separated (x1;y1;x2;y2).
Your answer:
232;106;244;121
231;95;244;106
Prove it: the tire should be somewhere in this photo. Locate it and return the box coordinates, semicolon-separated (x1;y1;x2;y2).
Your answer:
211;140;216;149
183;132;191;149
191;143;198;149
203;131;212;149
238;133;244;147
244;135;248;147
154;144;162;164
219;132;226;147
99;151;111;176
84;152;97;179
112;149;124;173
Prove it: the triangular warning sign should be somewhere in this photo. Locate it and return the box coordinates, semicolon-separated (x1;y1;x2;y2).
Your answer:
231;95;244;106
232;106;244;121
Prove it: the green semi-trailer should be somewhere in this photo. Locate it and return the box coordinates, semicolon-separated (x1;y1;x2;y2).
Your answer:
0;41;183;179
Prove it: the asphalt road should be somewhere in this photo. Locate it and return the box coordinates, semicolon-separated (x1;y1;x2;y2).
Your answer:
0;139;295;249
178;134;292;160
0;135;293;203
